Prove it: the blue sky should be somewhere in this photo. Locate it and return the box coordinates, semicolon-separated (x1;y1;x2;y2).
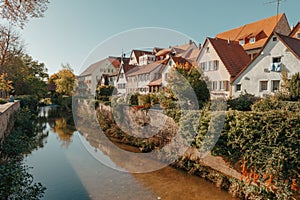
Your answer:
21;0;300;75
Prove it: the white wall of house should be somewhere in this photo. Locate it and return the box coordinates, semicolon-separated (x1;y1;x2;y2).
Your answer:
197;41;231;99
129;52;139;65
116;67;127;94
161;59;174;88
127;64;163;94
139;54;156;65
232;35;300;98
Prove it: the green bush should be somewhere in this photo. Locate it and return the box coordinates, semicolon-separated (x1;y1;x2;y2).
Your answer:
129;93;139;106
289;72;300;101
0;98;7;104
96;85;116;102
227;93;260;111
138;94;151;106
211;110;299;199
16;95;39;112
252;97;300;112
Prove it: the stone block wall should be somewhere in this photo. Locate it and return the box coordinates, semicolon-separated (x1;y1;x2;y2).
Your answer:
0;101;20;143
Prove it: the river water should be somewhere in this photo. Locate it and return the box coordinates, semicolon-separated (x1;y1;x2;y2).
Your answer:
24;106;237;200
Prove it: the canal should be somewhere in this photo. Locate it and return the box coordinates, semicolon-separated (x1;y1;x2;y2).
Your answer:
24;106;237;200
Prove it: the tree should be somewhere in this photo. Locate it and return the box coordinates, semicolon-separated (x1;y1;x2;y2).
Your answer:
49;65;76;96
289;72;300;101
0;73;13;98
6;55;48;98
0;0;49;28
0;25;24;74
165;63;210;109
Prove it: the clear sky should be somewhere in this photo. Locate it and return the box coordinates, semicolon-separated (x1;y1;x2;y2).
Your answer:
21;0;300;75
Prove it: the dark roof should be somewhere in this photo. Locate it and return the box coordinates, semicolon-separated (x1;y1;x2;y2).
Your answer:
208;37;251;77
276;32;300;59
131;50;153;59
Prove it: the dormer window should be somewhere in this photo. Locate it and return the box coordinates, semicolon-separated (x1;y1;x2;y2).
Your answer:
249;37;256;44
239;39;245;46
297;33;300;39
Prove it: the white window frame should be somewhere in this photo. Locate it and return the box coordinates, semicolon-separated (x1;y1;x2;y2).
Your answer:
239;39;245;46
249;37;256;44
260;80;268;91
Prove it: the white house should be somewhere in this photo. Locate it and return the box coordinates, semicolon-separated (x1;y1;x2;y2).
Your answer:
78;57;120;95
197;37;250;99
115;58;137;94
126;60;165;93
129;50;154;65
232;32;300;98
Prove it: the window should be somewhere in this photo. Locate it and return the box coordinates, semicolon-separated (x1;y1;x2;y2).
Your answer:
200;62;207;71
236;84;241;92
297;33;300;39
212;81;218;91
272;80;280;92
260;81;268;91
209;61;214;71
249;37;256;44
119;73;124;79
273;57;281;63
206;47;210;53
214;60;219;70
219;81;224;90
272;36;277;41
239;39;245;46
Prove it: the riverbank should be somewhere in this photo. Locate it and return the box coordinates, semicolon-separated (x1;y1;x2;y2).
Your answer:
74;99;299;199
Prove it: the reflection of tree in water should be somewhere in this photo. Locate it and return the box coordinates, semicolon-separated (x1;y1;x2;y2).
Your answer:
46;106;76;148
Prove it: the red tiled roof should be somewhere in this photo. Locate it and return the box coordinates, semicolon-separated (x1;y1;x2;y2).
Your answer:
216;14;288;51
208;37;251;77
276;32;300;59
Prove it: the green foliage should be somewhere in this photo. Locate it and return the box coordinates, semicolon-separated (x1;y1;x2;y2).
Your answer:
0;160;46;200
252;97;300;112
227;92;260;111
0;108;47;199
16;95;39;112
0;73;14;98
289;72;300;101
138;94;151;106
0;98;7;104
166;65;210;109
129;93;139;106
96;85;116;102
212;110;300;199
49;66;76;96
6;55;48;99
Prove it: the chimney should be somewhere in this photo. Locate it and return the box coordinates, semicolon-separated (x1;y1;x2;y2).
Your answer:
198;43;202;50
189;39;193;45
228;37;230;45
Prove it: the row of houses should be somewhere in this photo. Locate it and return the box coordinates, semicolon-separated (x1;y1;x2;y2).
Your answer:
77;13;300;99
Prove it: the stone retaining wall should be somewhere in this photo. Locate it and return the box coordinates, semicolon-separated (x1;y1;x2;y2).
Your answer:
0;101;20;143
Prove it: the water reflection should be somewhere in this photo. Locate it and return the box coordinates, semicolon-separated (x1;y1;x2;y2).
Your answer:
26;106;237;200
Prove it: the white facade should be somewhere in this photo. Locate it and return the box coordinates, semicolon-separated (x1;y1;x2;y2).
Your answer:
127;63;163;94
116;67;127;94
232;34;300;98
139;54;156;65
197;41;231;99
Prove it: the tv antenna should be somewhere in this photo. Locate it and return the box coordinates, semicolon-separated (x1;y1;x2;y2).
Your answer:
264;0;286;17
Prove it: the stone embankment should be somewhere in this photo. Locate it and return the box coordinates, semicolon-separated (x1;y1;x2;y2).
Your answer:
0;101;20;143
